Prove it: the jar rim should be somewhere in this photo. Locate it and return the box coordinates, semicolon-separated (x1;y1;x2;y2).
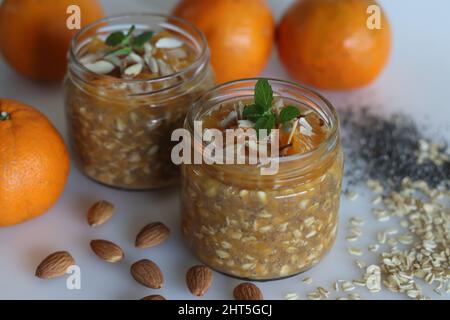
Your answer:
69;13;210;86
186;78;340;165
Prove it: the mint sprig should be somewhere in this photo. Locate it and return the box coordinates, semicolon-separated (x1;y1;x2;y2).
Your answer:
243;79;301;137
133;32;154;48
105;31;126;46
105;47;132;57
255;79;273;111
279;106;300;123
104;25;153;57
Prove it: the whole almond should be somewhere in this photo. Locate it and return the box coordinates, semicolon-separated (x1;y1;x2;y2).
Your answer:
90;239;124;263
135;222;170;249
35;251;75;279
233;282;263;300
141;295;166;300
186;265;213;297
87;200;114;227
130;259;164;289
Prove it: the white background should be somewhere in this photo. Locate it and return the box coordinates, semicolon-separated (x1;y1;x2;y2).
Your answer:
0;0;449;300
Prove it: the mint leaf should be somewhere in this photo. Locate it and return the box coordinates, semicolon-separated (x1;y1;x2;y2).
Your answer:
132;32;154;49
106;47;132;57
279;106;300;124
254;114;276;138
255;79;273;111
106;31;126;46
126;25;136;37
120;25;136;46
243;104;264;122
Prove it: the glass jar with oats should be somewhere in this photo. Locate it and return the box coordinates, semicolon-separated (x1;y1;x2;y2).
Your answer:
64;14;214;189
181;79;343;280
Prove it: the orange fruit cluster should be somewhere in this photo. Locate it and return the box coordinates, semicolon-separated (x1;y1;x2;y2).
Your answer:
174;0;391;89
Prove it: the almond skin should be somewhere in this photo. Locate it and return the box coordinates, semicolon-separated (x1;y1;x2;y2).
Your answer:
186;265;213;297
35;251;75;279
141;295;166;300
130;259;164;289
87;200;114;227
90;239;124;263
233;282;264;300
135;222;170;249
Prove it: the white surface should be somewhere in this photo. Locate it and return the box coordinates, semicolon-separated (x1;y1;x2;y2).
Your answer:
0;0;449;300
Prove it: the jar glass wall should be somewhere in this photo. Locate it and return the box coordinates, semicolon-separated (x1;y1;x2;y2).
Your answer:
181;79;343;280
64;14;215;189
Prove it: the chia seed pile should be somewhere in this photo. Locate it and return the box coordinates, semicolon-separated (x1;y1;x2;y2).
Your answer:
296;108;450;300
341;108;450;192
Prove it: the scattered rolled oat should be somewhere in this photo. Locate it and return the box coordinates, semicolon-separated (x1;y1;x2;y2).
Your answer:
302;277;313;285
355;260;367;269
341;281;355;292
333;281;339;292
285;293;299;300
347;293;361;300
317;287;330;298
352;279;366;287
346;234;359;242
346;191;359;201
347;247;363;256
350;217;364;227
307;291;323;300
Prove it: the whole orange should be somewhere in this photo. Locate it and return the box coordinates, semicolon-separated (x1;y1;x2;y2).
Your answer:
0;99;70;227
0;0;104;81
278;0;391;90
173;0;275;83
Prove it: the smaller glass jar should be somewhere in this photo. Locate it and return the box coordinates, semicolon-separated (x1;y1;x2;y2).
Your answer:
181;79;343;280
64;14;215;189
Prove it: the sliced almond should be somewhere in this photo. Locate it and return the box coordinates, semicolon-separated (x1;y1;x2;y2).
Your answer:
87;200;114;227
168;48;187;59
124;63;143;77
130;259;164;289
238;120;254;128
90;240;124;263
104;54;122;68
84;60;115;74
35;251;75;279
233;282;263;300
144;42;155;55
141;295;166;300
186;265;213;297
135;222;170;249
155;37;183;49
156;59;173;76
79;53;99;65
129;52;144;64
144;55;159;74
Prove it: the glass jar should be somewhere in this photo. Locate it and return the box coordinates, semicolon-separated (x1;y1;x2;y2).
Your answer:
64;14;215;189
181;79;343;280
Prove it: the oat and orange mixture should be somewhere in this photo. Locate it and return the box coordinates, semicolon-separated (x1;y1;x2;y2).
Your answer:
181;80;343;280
64;15;214;189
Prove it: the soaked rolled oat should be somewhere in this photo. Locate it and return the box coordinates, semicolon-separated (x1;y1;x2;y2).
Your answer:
181;80;343;280
64;15;215;189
